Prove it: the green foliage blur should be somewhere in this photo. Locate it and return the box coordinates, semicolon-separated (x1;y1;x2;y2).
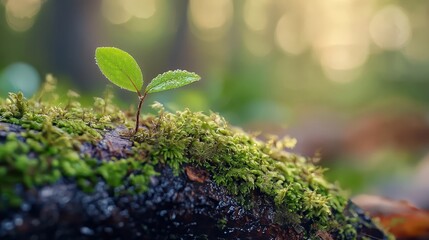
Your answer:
1;0;429;203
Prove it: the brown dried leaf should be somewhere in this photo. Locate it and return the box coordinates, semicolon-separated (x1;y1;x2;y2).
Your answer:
353;194;429;239
185;166;209;183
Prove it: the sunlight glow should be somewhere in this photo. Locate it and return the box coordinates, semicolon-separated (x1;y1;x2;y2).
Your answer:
124;0;157;19
370;5;411;50
189;0;232;30
319;44;369;71
102;0;158;25
188;0;233;41
307;0;372;82
102;0;132;25
243;0;270;32
275;13;308;55
3;0;43;32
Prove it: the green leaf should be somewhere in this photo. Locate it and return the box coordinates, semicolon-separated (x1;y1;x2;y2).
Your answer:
95;47;143;93
146;70;201;93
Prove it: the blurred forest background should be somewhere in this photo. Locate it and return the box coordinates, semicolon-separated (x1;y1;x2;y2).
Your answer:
1;0;429;209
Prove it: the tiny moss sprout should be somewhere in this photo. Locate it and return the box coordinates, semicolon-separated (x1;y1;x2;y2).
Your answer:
95;47;201;133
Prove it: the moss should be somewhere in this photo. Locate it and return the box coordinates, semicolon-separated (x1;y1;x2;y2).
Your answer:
0;81;136;208
133;104;354;235
0;79;360;238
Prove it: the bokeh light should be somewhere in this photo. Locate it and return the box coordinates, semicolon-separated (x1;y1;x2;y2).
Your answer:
101;0;159;26
369;5;411;50
243;0;270;32
0;62;41;97
124;0;156;19
102;0;132;25
188;0;233;41
2;0;44;32
309;0;371;82
275;13;308;55
319;44;369;71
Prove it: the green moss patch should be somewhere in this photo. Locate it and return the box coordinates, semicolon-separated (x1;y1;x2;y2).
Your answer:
0;79;357;237
133;104;349;231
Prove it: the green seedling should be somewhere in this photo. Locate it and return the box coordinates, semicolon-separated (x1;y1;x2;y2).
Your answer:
95;47;201;133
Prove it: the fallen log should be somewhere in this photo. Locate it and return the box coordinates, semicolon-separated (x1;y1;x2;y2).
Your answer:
0;91;389;239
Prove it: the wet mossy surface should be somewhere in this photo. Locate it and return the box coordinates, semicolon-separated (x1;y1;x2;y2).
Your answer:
0;79;389;239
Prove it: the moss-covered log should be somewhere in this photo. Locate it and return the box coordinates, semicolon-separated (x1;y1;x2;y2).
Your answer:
0;83;389;239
